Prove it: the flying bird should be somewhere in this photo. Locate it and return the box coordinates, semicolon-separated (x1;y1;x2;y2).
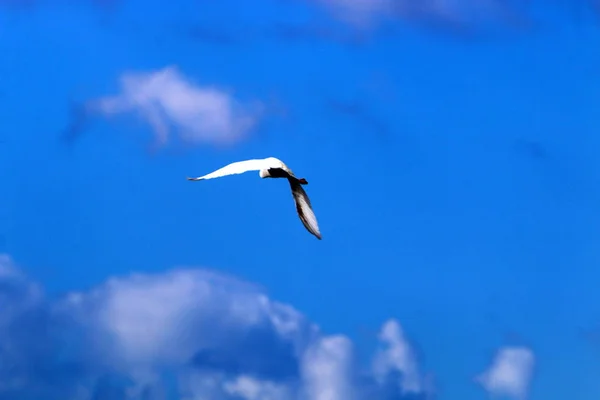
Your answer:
187;157;322;240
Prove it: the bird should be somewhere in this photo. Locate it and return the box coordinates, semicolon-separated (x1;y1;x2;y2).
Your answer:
187;157;322;240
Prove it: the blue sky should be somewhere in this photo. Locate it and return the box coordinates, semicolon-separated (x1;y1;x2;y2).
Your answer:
0;0;599;399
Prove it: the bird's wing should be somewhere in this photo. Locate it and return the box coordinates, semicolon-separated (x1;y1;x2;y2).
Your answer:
187;158;275;181
289;179;321;240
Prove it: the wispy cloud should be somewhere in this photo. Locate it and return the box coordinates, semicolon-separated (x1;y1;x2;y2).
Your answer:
69;66;263;149
311;0;397;29
312;0;526;30
476;346;535;400
0;254;433;399
307;0;600;35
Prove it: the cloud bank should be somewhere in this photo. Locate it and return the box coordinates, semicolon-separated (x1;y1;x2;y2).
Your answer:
81;66;263;148
0;254;432;400
477;346;535;400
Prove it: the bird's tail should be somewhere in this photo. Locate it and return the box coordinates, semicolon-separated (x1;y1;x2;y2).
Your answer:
297;178;308;185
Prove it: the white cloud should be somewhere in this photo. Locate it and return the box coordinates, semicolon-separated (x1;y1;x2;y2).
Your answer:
477;346;535;400
86;66;263;147
372;320;422;394
301;335;356;400
223;375;293;400
0;254;432;400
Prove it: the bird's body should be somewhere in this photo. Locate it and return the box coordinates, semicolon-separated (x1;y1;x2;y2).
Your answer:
187;157;321;240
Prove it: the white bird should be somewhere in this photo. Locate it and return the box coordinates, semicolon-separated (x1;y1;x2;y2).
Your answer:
187;157;322;240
